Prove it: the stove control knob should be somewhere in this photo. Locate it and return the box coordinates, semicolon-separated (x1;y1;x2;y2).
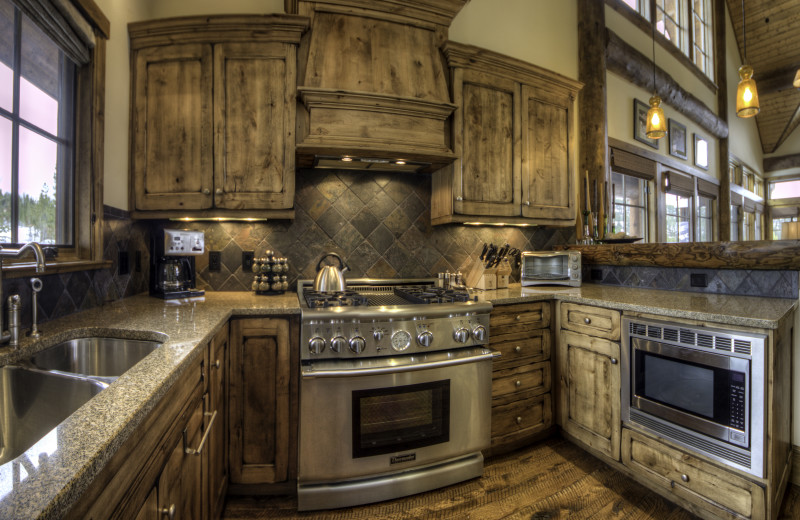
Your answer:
349;336;366;354
330;336;347;353
373;330;384;341
453;328;470;343
472;325;487;342
308;337;326;355
417;331;434;348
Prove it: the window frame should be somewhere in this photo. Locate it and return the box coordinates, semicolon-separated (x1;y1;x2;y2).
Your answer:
0;0;108;276
696;194;714;242
665;190;693;243
610;170;651;242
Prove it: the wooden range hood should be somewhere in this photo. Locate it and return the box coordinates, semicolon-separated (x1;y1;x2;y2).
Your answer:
287;0;467;173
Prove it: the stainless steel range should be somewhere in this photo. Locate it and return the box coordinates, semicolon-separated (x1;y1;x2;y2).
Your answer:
297;278;495;511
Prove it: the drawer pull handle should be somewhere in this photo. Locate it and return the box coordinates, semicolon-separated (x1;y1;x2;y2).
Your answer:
202;188;210;195
184;410;217;456
515;380;522;388
610;358;618;365
515;315;522;321
515;416;523;424
160;505;176;519
213;359;221;369
514;346;522;353
681;474;690;483
583;317;591;325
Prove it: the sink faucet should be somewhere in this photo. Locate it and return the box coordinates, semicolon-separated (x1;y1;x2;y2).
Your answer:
0;242;46;346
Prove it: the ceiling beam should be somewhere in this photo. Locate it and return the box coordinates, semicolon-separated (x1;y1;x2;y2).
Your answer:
605;29;729;139
764;153;800;172
771;101;800;153
757;62;800;95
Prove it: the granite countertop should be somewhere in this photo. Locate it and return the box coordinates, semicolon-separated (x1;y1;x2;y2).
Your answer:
0;284;795;518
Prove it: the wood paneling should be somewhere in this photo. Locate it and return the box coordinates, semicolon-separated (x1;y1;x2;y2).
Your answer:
560;303;621;341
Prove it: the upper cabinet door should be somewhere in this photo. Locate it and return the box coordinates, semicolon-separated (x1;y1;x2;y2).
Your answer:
453;69;521;218
132;44;214;211
520;85;576;221
213;42;296;210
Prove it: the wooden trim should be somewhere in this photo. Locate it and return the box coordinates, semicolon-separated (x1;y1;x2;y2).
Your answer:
791;445;800;487
130;209;296;220
605;29;727;139
555;240;800;270
764;153;800;173
286;0;468;27
608;137;719;184
72;0;110;38
714;0;731;241
90;35;105;262
604;0;718;92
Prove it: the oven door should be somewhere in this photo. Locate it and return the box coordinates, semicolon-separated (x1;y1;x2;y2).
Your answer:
298;347;494;483
629;338;750;448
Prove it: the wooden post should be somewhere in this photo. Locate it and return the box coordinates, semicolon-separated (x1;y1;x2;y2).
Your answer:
715;0;731;241
577;0;608;239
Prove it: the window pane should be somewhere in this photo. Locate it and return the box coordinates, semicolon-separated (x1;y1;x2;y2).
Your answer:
20;13;60;135
0;0;13;112
769;179;800;199
18;126;57;243
0;116;10;242
624;177;645;205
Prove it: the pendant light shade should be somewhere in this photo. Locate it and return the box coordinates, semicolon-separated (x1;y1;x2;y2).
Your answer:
736;65;760;118
793;69;800;88
646;95;667;139
736;1;760;118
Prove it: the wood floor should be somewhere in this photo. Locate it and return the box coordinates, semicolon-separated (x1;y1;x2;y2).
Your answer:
221;437;800;519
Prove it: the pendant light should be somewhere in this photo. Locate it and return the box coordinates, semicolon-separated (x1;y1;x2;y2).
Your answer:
736;0;760;118
646;17;667;139
793;69;800;88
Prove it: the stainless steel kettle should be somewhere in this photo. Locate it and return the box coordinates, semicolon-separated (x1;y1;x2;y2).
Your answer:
313;252;349;293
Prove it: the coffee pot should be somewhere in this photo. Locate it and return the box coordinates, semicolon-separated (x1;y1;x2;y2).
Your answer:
313;252;348;293
158;257;192;292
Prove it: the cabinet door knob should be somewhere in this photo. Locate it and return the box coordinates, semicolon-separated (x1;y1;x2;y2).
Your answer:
524;201;531;206
213;359;221;369
583;317;591;325
681;474;690;483
215;188;223;195
515;416;523;424
514;345;522;353
610;358;618;365
515;315;522;321
160;505;176;519
202;188;210;195
456;196;463;201
515;380;522;388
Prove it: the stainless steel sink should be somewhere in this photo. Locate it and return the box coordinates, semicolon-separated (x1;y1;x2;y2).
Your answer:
29;337;163;380
0;365;106;465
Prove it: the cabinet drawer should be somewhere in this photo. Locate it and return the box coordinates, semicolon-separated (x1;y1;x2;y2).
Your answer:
492;361;550;403
560;302;620;340
491;302;551;335
622;429;764;520
491;394;552;447
492;329;550;369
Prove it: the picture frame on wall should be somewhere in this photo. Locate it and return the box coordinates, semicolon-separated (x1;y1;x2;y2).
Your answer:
633;99;659;149
668;119;687;159
694;133;709;169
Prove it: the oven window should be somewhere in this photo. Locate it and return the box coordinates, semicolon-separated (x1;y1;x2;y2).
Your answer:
634;350;746;430
352;380;450;458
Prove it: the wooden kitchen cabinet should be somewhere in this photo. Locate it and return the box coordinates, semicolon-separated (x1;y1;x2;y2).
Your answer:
487;301;554;456
557;303;622;462
228;317;299;486
207;323;229;518
128;16;308;219
432;41;582;226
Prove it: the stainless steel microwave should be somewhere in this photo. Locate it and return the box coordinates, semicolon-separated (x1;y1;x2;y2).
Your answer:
520;251;581;287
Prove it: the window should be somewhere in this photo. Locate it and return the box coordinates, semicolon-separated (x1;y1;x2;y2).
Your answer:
691;0;713;77
1;0;76;246
621;0;649;17
772;217;797;240
768;179;800;200
741;210;761;241
665;192;692;242
611;171;649;240
697;195;713;241
656;0;686;52
730;205;740;241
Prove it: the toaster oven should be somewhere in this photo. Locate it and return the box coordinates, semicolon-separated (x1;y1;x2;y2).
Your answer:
521;251;581;287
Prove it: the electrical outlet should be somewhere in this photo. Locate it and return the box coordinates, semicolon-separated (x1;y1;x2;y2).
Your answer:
690;273;708;287
242;251;255;271
209;251;222;272
590;268;603;281
118;251;130;275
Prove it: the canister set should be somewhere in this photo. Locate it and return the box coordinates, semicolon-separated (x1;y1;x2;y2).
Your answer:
251;251;290;294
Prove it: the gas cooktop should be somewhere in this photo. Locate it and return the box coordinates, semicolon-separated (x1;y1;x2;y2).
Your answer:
301;282;475;309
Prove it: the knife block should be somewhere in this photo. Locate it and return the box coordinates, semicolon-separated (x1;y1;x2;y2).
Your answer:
466;263;497;290
496;259;511;289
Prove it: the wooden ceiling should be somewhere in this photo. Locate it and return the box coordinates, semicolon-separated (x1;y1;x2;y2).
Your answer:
726;0;800;154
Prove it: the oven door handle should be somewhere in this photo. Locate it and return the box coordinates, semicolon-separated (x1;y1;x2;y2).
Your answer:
302;348;500;378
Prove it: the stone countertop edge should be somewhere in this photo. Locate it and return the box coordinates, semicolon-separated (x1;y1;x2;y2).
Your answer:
0;285;796;518
0;292;301;520
476;283;797;330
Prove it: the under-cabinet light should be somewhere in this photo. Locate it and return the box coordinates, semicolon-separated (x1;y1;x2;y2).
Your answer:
170;217;268;222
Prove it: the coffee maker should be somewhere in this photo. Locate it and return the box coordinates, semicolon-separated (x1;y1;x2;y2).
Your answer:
150;228;205;299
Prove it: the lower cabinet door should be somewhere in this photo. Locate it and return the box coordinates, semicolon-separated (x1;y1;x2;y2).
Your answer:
133;487;159;520
159;394;204;520
490;393;552;451
558;330;620;461
622;429;765;520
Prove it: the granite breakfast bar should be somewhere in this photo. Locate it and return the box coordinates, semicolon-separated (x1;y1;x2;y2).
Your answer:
0;286;794;519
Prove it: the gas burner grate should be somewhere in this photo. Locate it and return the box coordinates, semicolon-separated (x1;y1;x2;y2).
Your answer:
303;290;369;308
393;285;473;304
